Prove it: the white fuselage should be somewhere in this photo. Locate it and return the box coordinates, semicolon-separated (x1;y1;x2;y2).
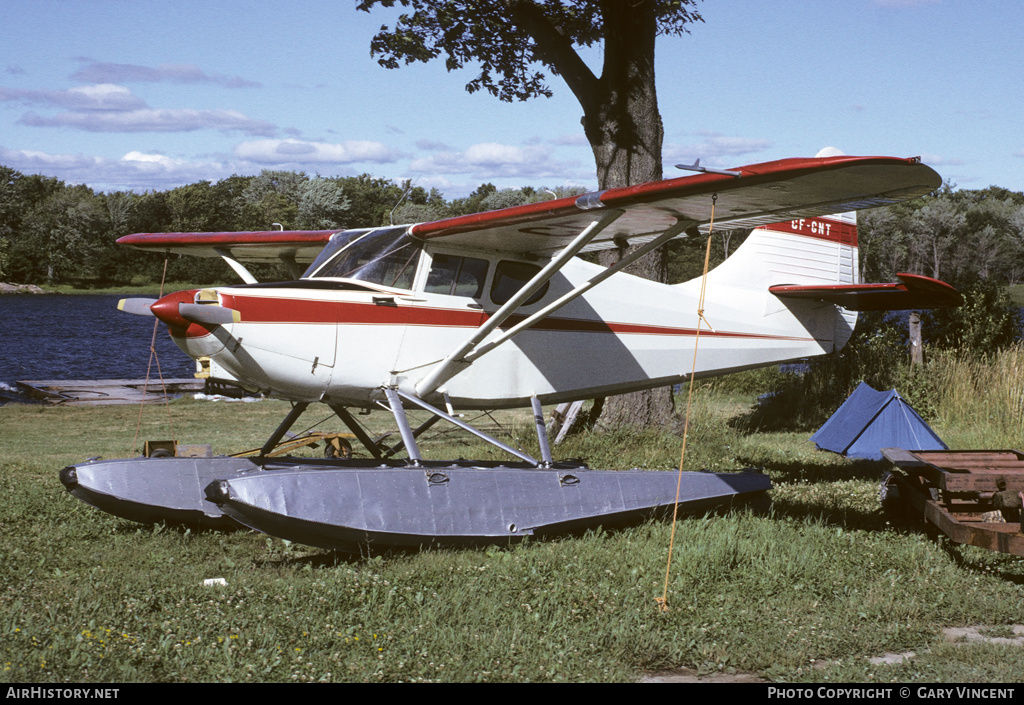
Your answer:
170;217;858;409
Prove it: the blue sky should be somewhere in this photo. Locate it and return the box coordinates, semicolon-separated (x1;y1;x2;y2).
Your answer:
2;0;1022;204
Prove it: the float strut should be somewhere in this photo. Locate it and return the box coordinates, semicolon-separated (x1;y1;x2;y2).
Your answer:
532;396;553;467
394;389;538;466
384;388;422;466
259;402;310;459
382;414;443;459
329;404;384;460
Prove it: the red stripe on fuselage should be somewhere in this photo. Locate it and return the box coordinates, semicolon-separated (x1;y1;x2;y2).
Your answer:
219;293;814;342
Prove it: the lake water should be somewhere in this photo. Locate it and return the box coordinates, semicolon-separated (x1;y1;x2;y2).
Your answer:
0;294;195;403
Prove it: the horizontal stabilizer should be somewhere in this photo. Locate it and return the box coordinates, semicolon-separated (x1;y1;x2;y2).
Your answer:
769;273;962;311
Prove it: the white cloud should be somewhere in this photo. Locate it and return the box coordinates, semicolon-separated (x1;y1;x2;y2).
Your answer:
663;131;773;166
410;141;573;179
917;153;966;167
121;151;190;168
549;133;588;147
0;146;103;171
0;83;146;110
18;107;277;135
71;60;261;89
234;138;401;164
415;139;453;151
0;146;229;191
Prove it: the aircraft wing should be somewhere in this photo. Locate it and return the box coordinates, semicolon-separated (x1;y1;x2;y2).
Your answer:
411;154;941;255
769;273;964;311
115;154;939;262
116;230;339;263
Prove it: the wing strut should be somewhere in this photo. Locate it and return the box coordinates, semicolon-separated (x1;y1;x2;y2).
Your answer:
214;248;259;284
461;217;698;365
414;210;625;397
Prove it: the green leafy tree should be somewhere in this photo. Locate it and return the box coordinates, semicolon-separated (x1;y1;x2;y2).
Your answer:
448;182;497;216
858;205;912;283
0;235;9;282
0;166;24;238
908;192;965;281
20;184;109;285
921;279;1021;357
359;0;701;191
3;171;63;283
331;174;408;226
390;182;450;223
234;170;350;231
0;166;26;281
296;178;351;229
236;171;304;230
166;181;220;232
479;187;540;211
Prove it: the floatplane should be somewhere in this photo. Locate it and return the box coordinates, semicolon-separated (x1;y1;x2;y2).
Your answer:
60;148;961;551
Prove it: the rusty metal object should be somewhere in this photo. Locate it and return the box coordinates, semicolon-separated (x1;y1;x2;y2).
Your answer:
230;431;356;458
881;448;1024;557
143;440;213;458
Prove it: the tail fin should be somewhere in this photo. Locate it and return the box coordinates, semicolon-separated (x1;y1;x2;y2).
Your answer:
675;148;958;354
698;208;860;292
704;146;860;291
679;205;860;352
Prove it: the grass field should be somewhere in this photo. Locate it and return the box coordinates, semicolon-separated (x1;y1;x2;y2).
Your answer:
2;381;1023;683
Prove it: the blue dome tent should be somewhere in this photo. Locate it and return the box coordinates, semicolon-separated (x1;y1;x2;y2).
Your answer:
810;381;947;460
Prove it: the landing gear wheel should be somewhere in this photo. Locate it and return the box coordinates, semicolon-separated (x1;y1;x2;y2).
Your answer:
879;470;904;520
323;436;353;459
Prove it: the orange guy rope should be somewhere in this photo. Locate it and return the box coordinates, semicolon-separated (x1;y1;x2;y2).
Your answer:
131;258;175;455
657;194;718;613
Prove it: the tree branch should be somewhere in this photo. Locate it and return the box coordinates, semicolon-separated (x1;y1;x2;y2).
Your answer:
507;1;601;110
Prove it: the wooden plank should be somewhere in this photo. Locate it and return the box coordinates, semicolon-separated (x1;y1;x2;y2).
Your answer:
933;472;1024;493
553;400;585;445
16;379;203;406
884;448;1024;492
892;474;1024;557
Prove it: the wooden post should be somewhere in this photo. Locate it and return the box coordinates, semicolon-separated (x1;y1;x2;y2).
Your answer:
549;400;586;445
909;312;924;365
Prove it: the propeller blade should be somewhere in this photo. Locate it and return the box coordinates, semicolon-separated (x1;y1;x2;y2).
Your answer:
178;303;241;325
117;298;157;316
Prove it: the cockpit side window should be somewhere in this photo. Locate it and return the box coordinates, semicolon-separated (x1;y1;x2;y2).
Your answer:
302;229;371;278
490;260;548;306
424;253;489;298
309;227;421;290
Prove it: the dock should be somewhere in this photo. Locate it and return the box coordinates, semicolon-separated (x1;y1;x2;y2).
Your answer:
16;378;204;406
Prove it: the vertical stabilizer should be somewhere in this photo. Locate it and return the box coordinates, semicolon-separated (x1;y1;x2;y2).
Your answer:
689;148;862;351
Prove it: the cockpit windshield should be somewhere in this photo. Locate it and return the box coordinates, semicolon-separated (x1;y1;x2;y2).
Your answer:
306;227;421;290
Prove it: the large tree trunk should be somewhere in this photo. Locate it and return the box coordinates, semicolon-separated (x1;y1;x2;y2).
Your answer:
586;3;676;428
515;0;678;428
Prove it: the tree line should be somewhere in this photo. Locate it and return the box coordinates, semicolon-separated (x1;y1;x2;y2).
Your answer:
0;165;586;287
2;163;1023;294
859;183;1024;287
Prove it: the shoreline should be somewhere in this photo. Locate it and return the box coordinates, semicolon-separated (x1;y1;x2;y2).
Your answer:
0;281;213;295
0;282;50;294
